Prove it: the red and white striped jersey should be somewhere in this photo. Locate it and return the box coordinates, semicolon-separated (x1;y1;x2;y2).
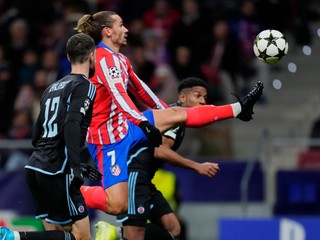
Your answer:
86;42;167;145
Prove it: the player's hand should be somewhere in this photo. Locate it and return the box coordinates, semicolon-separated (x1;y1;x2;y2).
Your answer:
70;167;84;189
139;121;162;147
81;163;102;181
197;162;220;177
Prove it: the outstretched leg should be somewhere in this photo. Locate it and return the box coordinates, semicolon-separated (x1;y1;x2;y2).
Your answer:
153;81;263;132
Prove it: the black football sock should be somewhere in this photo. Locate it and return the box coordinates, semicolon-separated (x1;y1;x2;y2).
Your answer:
145;223;176;240
19;230;76;240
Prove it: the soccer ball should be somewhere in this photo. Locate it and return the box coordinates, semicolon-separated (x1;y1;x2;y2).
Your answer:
253;29;289;64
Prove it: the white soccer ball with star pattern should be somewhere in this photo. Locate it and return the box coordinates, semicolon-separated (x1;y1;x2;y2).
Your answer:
253;29;289;64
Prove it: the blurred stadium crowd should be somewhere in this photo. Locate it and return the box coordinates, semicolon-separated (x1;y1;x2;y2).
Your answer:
0;0;317;169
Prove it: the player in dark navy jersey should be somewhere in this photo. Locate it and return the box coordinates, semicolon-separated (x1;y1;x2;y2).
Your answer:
122;77;221;240
0;33;99;240
95;77;221;240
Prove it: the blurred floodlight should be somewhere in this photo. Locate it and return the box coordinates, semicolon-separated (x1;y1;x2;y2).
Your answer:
288;62;297;73
317;28;320;37
302;45;312;55
273;79;282;90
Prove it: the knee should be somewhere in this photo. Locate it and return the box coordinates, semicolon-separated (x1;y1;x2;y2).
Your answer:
166;217;181;238
170;224;181;238
105;182;128;215
107;197;128;215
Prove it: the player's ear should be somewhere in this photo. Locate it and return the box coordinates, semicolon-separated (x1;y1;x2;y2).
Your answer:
89;51;95;62
178;93;186;104
103;27;112;37
67;53;71;62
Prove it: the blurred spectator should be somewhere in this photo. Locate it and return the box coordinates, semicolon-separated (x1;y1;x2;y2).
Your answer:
41;49;66;84
33;69;50;94
142;29;170;65
0;0;55;47
200;19;241;103
40;19;69;57
39;19;72;77
169;0;210;63
4;109;33;171
200;0;234;20
14;84;36;113
4;18;33;72
7;110;33;140
31;69;49;121
171;45;204;81
17;48;41;87
0;45;14;137
143;0;180;45
289;0;314;46
118;0;154;23
151;64;179;103
95;0;120;12
229;0;267;94
130;44;157;88
126;18;145;47
63;0;90;34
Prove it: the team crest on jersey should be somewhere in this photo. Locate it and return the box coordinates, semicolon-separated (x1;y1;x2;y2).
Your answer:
110;164;121;176
78;204;85;213
137;205;145;214
108;67;120;79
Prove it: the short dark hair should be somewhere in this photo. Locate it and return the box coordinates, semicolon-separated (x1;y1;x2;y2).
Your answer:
178;77;208;93
66;33;95;64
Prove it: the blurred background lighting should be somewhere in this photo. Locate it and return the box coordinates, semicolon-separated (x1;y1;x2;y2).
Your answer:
272;79;282;90
288;62;297;73
302;45;312;55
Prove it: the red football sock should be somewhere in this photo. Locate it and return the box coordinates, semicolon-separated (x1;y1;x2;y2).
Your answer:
80;186;107;213
185;105;235;127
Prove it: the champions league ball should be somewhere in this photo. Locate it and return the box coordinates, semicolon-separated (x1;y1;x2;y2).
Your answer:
253;29;289;64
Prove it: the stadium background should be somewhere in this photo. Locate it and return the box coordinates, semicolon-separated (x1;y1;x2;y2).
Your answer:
1;0;320;239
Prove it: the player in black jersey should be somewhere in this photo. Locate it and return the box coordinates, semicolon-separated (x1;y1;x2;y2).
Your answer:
0;33;100;240
95;77;221;240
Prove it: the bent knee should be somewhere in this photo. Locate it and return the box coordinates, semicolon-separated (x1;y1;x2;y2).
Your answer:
107;198;128;215
170;224;181;238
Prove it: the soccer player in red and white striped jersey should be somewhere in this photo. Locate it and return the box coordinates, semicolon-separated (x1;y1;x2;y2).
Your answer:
77;11;168;216
87;41;167;145
76;11;263;222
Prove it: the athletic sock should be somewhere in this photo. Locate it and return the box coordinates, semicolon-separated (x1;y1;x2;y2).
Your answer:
80;185;107;212
117;226;123;238
19;231;76;240
145;223;175;240
185;103;241;127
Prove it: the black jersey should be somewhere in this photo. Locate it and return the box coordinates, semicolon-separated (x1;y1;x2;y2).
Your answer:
128;103;185;179
163;102;185;152
25;74;96;175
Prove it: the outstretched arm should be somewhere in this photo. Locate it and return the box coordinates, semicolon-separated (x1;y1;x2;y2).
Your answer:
154;136;220;177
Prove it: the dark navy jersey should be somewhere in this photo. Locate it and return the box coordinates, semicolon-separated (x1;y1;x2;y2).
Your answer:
25;74;96;175
128;102;185;179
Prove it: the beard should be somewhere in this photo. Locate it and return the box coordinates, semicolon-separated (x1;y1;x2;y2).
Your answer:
88;65;95;78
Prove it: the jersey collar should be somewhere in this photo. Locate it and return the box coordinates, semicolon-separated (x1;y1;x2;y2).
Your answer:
97;42;115;53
